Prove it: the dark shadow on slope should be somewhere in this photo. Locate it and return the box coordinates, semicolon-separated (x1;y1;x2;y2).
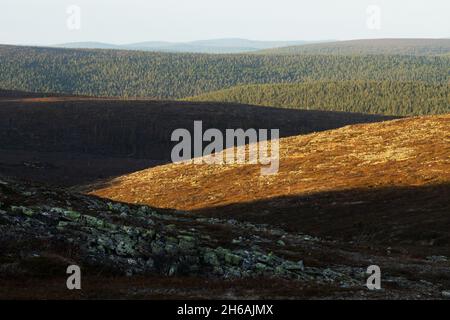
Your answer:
0;149;164;187
193;183;450;255
0;94;397;186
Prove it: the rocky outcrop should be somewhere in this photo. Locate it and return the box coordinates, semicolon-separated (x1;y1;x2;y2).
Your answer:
0;178;353;285
2;177;449;299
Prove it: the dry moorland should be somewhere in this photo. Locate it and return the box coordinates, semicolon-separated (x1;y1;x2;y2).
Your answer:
91;114;450;252
92;114;450;211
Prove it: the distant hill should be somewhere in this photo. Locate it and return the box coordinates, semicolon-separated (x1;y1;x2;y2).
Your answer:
55;38;314;54
0;44;448;99
185;81;450;116
259;39;450;55
53;42;123;50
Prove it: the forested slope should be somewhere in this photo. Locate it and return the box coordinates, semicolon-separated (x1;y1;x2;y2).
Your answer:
185;81;450;116
260;39;450;55
0;45;448;99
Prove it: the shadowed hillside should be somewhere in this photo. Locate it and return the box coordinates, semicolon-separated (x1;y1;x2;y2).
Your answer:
193;184;450;254
0;91;395;186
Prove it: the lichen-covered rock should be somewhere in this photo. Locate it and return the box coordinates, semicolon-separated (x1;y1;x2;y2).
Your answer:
151;241;165;255
178;235;196;250
2;177;373;287
282;260;305;272
84;215;106;228
116;238;137;256
57;221;70;230
203;250;220;267
224;267;241;278
11;206;34;216
63;210;81;221
224;252;243;266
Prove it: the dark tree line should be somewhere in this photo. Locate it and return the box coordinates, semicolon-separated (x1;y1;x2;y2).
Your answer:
185;81;450;116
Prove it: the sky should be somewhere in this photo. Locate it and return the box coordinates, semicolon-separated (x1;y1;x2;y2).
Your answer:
1;0;449;45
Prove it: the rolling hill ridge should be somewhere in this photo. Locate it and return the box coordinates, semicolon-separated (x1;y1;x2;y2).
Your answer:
0;90;395;186
55;38;314;54
91;114;450;249
259;39;450;55
185;81;450;116
0;44;448;99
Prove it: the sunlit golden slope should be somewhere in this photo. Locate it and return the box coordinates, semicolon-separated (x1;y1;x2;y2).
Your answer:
91;115;450;211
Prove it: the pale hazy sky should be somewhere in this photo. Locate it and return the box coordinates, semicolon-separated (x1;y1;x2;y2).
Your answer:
1;0;449;45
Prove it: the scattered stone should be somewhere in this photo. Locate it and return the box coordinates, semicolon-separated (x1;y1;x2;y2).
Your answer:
11;206;34;216
57;221;70;230
0;177;376;288
283;260;305;272
84;215;105;228
145;258;154;268
255;263;268;272
63;210;81;221
151;241;164;255
427;256;448;262
204;251;220;266
223;252;243;266
168;265;177;276
178;236;196;250
116;240;136;256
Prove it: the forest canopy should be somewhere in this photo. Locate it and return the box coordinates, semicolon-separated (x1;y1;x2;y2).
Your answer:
185;81;450;116
0;45;448;100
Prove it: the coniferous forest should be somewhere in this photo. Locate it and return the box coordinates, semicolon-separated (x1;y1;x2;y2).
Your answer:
0;45;448;113
185;81;449;116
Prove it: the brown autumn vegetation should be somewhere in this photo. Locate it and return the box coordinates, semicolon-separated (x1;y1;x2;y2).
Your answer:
92;114;450;210
91;115;450;251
